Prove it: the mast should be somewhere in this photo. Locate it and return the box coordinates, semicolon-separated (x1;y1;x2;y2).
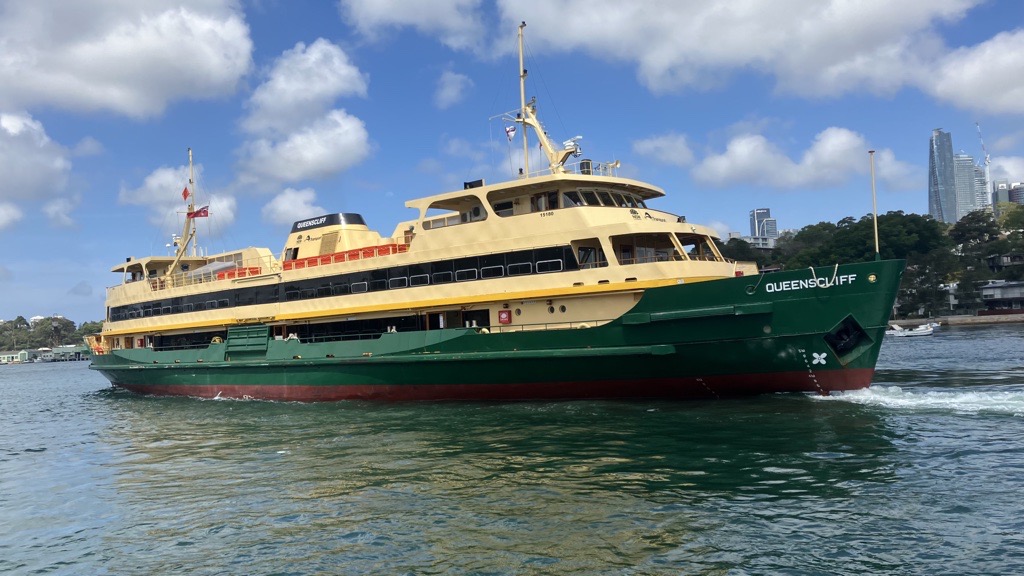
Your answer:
166;148;198;278
189;148;198;257
518;22;529;176
513;22;580;177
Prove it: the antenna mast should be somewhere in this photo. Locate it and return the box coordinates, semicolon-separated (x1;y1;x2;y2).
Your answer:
518;22;530;176
511;22;580;177
166;148;198;278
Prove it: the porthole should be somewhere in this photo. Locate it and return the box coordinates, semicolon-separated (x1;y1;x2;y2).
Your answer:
515;308;522;316
548;306;555;314
559;305;566;313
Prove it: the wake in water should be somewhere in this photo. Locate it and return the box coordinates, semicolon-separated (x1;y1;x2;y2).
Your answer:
819;385;1024;416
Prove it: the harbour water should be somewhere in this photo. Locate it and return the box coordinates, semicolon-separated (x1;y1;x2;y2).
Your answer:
2;324;1023;575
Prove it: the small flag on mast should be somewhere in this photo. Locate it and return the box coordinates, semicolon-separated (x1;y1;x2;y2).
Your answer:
182;186;190;201
505;125;516;141
187;205;209;218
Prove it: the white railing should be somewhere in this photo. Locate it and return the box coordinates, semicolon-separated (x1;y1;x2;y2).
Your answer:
517;159;620;179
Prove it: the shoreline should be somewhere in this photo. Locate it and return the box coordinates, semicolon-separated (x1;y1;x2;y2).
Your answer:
891;313;1024;328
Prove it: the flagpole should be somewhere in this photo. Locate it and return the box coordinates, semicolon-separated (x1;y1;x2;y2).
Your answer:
869;150;880;261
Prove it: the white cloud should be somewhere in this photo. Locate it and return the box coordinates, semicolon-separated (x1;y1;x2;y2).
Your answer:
693;134;795;188
443;136;487;163
873;149;922;192
991;156;1024;183
990;132;1022;153
0;112;71;202
43;197;79;227
0;1;252;117
72;137;104;157
261;188;325;226
926;29;1024;114
485;1;979;98
0;264;12;282
435;70;473;109
237;39;372;188
119;163;235;234
0;202;23;230
356;0;1013;115
340;0;486;51
242;38;368;136
705;220;730;239
632;133;694;167
203;194;237;235
239;110;370;184
692;127;908;190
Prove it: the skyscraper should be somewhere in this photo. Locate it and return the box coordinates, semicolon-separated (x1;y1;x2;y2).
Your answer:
749;208;777;238
973;164;990;210
954;153;977;221
928;129;956;223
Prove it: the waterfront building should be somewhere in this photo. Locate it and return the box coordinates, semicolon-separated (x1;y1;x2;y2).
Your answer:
979;280;1024;315
0;350;30;363
928;129;957;223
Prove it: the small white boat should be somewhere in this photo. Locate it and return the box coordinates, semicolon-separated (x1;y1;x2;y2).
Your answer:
886;324;934;337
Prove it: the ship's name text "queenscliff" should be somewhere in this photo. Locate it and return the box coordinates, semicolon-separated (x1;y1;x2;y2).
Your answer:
296;216;328;229
764;274;857;293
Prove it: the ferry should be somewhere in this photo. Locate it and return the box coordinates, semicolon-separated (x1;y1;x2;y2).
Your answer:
88;23;904;401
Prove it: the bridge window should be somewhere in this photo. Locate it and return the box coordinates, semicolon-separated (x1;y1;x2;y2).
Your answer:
676;233;724;262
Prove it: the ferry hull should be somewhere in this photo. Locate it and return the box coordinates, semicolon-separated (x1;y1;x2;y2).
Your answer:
91;259;903;401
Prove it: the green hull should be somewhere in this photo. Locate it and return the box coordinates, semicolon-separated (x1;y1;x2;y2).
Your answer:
91;259;904;401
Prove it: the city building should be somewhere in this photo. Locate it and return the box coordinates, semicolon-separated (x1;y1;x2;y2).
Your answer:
749;208;775;237
928;129;957;223
745;208;778;249
1011;183;1024;205
974;164;990;210
993;179;1010;205
953;153;978;221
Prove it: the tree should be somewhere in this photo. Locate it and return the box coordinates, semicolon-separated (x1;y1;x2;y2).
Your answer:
949;210;1000;247
898;249;958;318
996;203;1024;231
716;238;770;268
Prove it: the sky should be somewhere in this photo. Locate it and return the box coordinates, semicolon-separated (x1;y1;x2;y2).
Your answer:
1;0;1024;324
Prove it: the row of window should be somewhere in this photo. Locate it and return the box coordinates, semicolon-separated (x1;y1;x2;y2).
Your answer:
109;246;579;322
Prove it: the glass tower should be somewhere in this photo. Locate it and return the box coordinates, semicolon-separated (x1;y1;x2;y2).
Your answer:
953;153;977;221
928;129;956;223
749;208;777;237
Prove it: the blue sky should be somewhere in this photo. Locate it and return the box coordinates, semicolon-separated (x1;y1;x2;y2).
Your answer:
2;0;1023;324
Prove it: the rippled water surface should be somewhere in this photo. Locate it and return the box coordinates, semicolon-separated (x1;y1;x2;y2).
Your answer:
2;324;1023;575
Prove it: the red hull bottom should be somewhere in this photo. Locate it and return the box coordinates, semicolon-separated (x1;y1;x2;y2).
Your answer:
112;368;875;402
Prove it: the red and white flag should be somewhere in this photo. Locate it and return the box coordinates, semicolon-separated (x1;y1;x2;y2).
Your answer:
182;186;190;201
187;205;209;218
